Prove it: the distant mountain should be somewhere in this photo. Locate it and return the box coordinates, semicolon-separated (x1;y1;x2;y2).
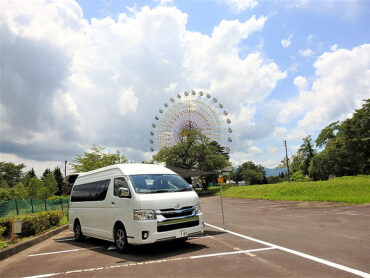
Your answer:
231;167;286;177
264;168;286;177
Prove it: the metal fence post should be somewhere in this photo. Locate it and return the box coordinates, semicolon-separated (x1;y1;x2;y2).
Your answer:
15;199;19;215
30;198;34;213
60;198;64;211
44;200;47;211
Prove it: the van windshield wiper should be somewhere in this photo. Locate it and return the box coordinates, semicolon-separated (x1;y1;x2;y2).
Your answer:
149;189;171;193
175;188;191;192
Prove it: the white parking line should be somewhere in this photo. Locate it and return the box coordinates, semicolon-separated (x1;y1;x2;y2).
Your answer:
22;246;276;277
28;247;103;257
54;238;75;242
188;235;214;239
190;247;276;259
206;223;370;278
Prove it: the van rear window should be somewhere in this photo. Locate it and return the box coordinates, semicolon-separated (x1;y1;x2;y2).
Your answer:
71;179;110;202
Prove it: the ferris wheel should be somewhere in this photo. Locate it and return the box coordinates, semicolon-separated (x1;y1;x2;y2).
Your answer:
149;90;232;153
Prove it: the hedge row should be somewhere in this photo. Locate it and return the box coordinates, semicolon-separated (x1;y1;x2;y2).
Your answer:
0;210;64;238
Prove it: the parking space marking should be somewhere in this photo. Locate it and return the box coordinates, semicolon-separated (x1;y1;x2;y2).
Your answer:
190;247;276;259
54;238;75;242
28;247;103;257
206;223;370;278
188;235;214;240
22;246;277;278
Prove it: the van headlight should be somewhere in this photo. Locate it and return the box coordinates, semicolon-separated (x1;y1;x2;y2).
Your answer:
195;203;201;214
134;210;156;220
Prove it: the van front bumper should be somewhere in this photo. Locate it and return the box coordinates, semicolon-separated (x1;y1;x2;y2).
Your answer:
127;213;204;244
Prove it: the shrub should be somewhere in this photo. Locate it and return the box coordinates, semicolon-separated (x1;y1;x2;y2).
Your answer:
0;210;64;238
48;210;63;226
291;170;311;182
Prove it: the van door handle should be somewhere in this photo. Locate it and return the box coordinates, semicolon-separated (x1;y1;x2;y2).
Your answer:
111;202;116;205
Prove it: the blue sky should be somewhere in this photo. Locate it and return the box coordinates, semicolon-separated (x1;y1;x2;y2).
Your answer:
1;0;369;175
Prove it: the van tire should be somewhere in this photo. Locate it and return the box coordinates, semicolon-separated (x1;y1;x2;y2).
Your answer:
74;220;84;242
114;224;128;253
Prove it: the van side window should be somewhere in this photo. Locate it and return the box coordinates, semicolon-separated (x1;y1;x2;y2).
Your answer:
114;177;129;197
71;179;110;202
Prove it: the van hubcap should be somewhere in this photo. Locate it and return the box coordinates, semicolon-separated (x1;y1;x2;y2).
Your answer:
116;229;125;249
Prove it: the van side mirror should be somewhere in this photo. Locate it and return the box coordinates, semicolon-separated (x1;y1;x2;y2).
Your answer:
119;187;131;198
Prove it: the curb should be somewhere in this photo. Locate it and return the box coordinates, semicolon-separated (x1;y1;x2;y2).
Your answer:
0;224;69;261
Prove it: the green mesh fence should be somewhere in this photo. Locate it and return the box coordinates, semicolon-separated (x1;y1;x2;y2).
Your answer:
0;198;69;217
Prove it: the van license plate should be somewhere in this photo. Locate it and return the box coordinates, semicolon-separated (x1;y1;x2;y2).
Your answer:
176;229;188;238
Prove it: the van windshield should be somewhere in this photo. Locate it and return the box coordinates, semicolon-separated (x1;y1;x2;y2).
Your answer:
128;174;192;193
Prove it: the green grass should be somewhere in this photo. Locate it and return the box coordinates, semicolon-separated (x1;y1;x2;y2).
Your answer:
201;175;370;204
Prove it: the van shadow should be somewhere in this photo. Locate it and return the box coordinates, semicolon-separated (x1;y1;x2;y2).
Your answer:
54;234;215;263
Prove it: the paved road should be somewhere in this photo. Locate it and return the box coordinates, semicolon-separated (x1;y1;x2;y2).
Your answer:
0;196;369;278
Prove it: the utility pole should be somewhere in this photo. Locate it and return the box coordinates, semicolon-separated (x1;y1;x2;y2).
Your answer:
283;140;291;183
64;160;67;178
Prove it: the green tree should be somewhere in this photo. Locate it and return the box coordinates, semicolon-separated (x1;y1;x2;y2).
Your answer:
290;170;310;182
316;121;340;148
28;177;43;198
0;162;25;187
53;167;64;196
153;130;229;171
309;99;370;179
13;182;28;199
297;135;316;176
41;168;51;181
71;145;128;172
236;161;266;185
0;180;11;201
22;168;37;187
41;173;58;198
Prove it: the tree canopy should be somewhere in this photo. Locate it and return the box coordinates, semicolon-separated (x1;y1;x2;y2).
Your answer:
232;161;266;185
0;162;25;187
308;99;370;180
70;145;128;172
152;130;230;171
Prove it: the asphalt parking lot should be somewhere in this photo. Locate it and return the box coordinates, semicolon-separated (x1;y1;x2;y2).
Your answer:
0;196;369;278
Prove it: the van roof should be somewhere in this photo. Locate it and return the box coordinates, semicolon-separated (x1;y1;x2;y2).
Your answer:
76;163;176;177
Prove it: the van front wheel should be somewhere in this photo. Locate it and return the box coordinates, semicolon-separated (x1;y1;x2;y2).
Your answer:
114;226;128;253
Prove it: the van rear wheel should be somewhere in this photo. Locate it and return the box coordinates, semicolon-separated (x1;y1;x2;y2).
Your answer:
74;221;84;242
114;226;128;253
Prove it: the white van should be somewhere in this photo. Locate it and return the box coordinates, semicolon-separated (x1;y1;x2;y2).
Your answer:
68;163;204;252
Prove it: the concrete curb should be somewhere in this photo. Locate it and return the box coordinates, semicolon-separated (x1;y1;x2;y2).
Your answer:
0;224;69;261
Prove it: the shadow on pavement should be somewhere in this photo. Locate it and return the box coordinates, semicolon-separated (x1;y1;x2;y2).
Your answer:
54;234;211;263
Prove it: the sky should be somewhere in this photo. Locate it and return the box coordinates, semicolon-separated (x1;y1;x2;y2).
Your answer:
1;0;370;176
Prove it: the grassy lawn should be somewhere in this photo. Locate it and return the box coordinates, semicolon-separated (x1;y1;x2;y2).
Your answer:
197;175;370;204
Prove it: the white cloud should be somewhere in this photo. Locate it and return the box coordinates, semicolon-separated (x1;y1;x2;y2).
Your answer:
298;44;370;130
154;0;174;6
229;146;263;166
273;127;287;139
279;44;370;133
307;34;314;43
281;34;293;48
330;44;338;51
221;0;258;14
293;76;308;91
164;82;178;93
299;48;314;57
0;153;66;177
119;87;139;115
0;1;286;165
